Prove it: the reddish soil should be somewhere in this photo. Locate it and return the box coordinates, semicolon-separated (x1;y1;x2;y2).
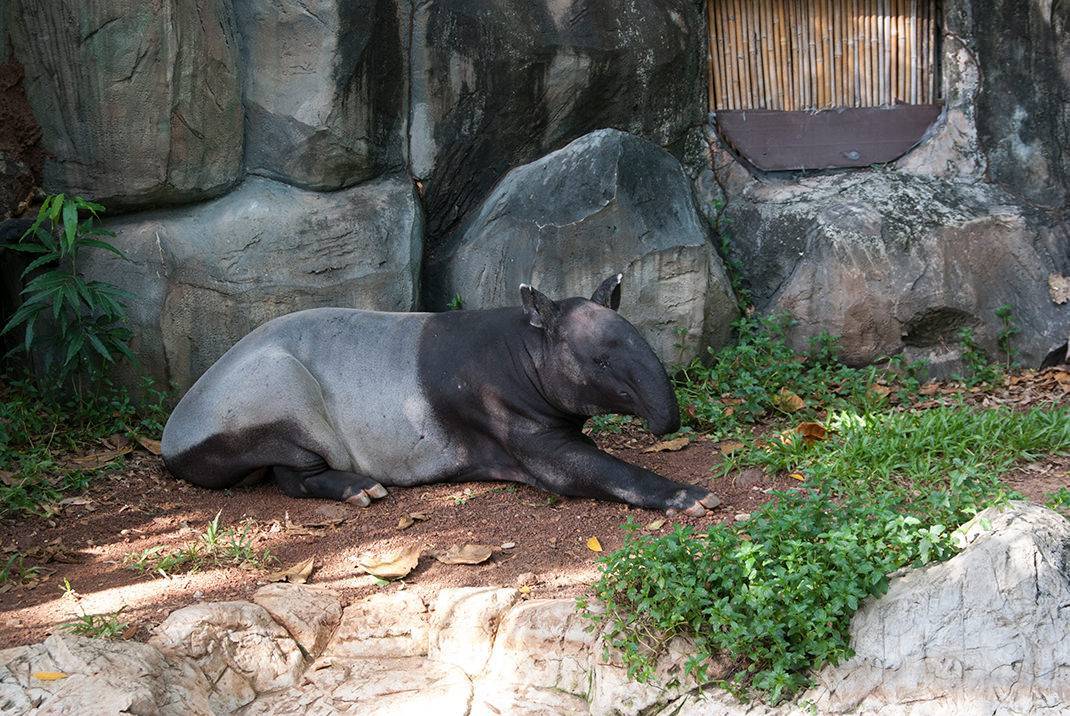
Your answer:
0;430;798;648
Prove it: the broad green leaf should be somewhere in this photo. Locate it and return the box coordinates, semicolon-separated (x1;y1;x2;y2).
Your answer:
49;194;65;222
86;331;113;362
63;332;85;366
78;238;128;260
62;200;78;253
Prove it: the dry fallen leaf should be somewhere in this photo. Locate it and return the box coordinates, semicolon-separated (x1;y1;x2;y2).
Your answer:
586;536;603;552
795;422;827;444
358;545;421;579
717;440;745;456
645;518;666;531
434;544;494;565
918;382;940;396
642;436;690;453
135;435;162;455
870;384;893;398
67;446;132;469
397;515;415;530
120;623;139;640
0;469;14;487
409;512;429;521
266;557;315;584
33;672;67;681
788;472;806;482
772;388;805;413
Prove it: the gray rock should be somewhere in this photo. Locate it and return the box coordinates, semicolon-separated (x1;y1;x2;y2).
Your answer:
149;601;305;713
803;503;1070;714
234;0;406;190
721;170;1070;370
82;174;422;392
971;0;1070;209
7;0;243;210
427;129;738;366
410;0;706;246
0;634;213;715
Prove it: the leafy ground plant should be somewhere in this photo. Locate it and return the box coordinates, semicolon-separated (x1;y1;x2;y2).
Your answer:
62;607;128;639
124;512;273;577
1;194;132;386
1046;487;1070;517
0;372;168;516
673;314;896;437
584;404;1070;703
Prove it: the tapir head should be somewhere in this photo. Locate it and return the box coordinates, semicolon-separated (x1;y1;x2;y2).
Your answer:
520;274;681;435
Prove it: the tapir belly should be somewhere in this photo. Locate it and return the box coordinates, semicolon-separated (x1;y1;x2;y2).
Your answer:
162;308;465;488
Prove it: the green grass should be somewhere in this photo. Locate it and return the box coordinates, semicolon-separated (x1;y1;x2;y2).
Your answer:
62;607;128;639
672;315;904;438
1046;487;1070;517
124;512;273;577
0;371;169;516
0;551;41;587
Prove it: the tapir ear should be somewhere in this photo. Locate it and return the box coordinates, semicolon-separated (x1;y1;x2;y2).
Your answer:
519;284;560;330
590;273;623;311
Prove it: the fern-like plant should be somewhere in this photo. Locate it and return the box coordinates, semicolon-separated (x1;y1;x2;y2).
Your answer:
1;194;133;387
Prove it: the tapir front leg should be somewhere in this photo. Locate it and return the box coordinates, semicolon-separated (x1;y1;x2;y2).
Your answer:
522;437;722;516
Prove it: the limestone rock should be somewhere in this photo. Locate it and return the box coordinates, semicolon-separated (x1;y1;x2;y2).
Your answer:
429;587;520;676
0;634;212;715
589;636;702;716
252;583;342;659
410;0;706;245
234;0;406;190
427;129;738;366
325;590;429;659
484;598;596;698
7;0;242;209
238;656;472;716
804;503;1070;714
82;174;423;392
721;170;1070;371
471;682;590;716
149;601;305;713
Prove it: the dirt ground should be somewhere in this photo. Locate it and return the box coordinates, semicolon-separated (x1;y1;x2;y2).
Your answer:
2;373;1067;649
0;429;803;648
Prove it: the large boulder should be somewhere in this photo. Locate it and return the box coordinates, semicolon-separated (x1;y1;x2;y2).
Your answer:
427;129;738;366
0;634;212;715
410;0;706;246
234;0;406;190
7;0;243;210
82;174;423;392
970;0;1070;209
720;169;1070;371
802;503;1070;714
149;601;306;713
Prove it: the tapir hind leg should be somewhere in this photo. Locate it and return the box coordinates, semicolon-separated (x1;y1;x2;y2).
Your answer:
164;348;376;501
274;465;388;507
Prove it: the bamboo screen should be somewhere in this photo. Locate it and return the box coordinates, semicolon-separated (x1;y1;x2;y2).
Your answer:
708;0;941;111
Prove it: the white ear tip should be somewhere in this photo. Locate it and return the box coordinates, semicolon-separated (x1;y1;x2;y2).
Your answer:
519;283;530;291
615;273;623;283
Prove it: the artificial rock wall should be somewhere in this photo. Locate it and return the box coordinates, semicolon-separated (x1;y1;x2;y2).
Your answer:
1;0;1068;390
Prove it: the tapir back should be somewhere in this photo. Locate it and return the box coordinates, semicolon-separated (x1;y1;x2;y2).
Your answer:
162;308;459;487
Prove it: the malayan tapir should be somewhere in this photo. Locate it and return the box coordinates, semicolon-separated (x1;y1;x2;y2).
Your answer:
161;275;722;516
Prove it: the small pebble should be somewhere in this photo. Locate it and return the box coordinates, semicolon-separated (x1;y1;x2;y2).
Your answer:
501;542;516;550
516;572;536;587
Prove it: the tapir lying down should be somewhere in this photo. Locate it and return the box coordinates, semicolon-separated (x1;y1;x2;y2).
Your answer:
161;275;722;516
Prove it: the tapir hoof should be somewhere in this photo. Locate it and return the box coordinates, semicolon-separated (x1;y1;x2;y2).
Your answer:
344;484;389;508
667;491;722;517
